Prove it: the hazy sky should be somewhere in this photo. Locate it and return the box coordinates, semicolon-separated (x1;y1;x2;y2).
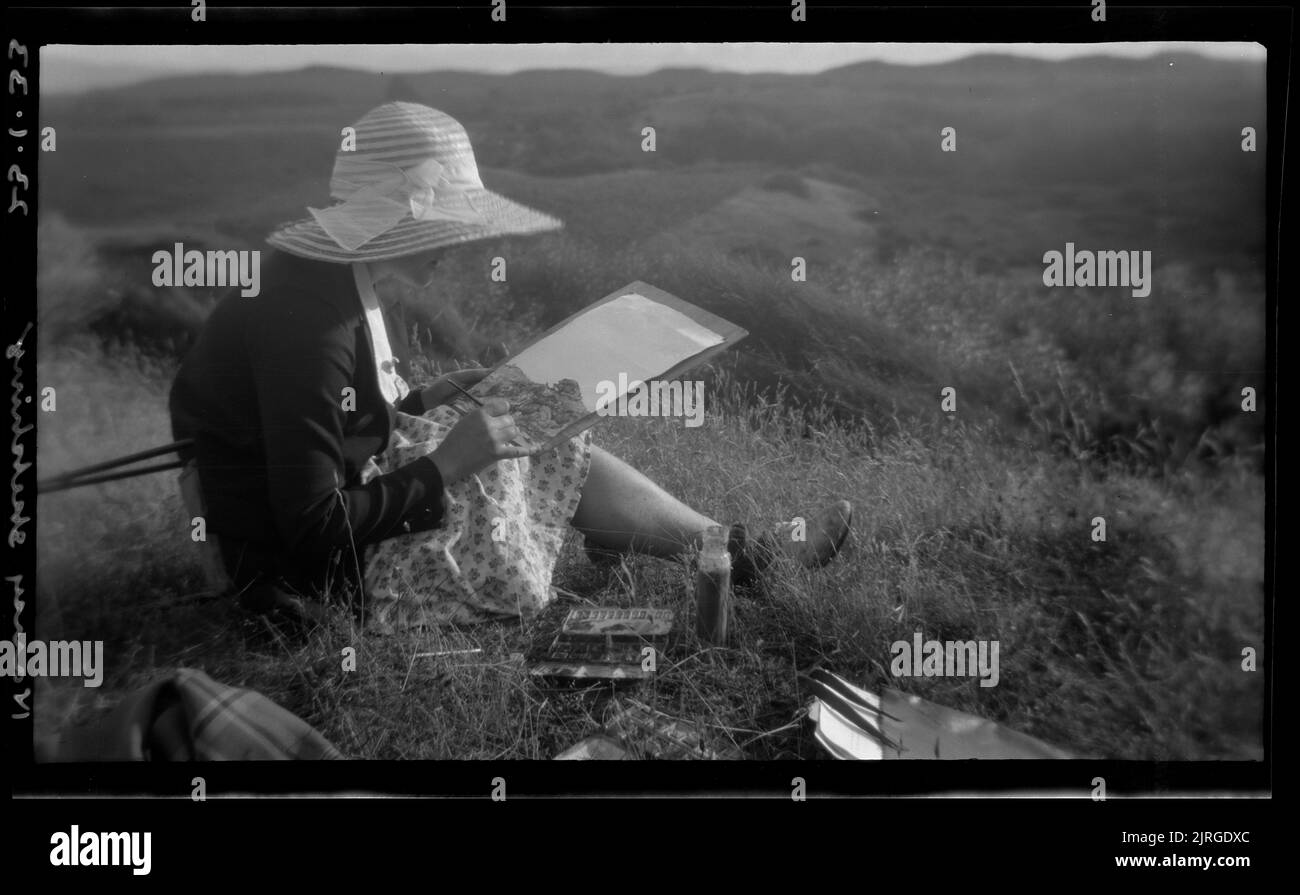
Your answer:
44;41;1265;92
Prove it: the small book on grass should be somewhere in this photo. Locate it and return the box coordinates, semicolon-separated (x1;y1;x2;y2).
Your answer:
455;281;748;454
530;606;673;681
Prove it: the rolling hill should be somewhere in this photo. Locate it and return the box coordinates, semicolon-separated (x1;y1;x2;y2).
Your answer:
39;52;1266;268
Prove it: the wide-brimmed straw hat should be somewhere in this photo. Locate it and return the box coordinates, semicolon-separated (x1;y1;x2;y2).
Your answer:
267;102;562;263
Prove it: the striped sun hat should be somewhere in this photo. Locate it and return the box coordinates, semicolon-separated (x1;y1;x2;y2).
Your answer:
267;102;562;263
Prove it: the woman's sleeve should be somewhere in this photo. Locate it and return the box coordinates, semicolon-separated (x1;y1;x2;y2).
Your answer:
246;295;446;574
397;388;425;416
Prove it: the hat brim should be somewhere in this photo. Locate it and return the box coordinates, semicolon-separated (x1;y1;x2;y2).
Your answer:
266;188;563;263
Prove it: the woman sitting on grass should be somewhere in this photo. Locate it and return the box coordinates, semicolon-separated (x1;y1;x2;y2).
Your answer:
169;101;852;630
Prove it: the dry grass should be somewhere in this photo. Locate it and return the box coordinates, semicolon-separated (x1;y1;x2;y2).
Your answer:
31;199;1265;762
35;347;1263;761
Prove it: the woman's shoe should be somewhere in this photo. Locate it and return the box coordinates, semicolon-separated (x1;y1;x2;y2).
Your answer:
730;499;853;587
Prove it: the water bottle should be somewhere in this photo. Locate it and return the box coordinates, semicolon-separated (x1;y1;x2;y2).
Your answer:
696;525;732;644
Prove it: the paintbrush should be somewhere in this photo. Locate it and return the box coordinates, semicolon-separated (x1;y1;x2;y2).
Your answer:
444;377;486;409
443;376;534;452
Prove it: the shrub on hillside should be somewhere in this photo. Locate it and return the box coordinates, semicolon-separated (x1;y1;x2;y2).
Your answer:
836;246;1265;473
38;215;214;359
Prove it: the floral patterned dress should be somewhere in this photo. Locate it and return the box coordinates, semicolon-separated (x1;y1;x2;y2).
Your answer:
358;405;592;631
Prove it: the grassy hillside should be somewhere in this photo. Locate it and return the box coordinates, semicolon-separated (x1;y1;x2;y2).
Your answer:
32;54;1268;762
34;338;1264;761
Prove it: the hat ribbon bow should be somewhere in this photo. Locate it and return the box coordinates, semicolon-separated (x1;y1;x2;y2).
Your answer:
308;156;487;251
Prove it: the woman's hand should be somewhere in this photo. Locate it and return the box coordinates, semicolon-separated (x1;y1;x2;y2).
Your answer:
428;398;532;484
420;368;491;410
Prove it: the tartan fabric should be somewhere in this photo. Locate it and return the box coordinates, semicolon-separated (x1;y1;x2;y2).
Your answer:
53;668;344;761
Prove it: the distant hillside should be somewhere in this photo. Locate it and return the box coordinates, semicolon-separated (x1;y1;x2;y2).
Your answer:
41;52;1266;236
40;58;180;95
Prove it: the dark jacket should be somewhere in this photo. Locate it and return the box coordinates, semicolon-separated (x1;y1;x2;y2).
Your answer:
169;250;445;592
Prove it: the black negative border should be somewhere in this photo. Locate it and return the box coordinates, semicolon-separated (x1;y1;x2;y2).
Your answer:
4;0;1286;798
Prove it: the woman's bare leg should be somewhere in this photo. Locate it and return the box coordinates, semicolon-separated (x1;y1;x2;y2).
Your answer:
571;444;720;559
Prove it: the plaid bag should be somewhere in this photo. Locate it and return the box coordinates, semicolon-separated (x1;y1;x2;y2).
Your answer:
53;668;344;761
